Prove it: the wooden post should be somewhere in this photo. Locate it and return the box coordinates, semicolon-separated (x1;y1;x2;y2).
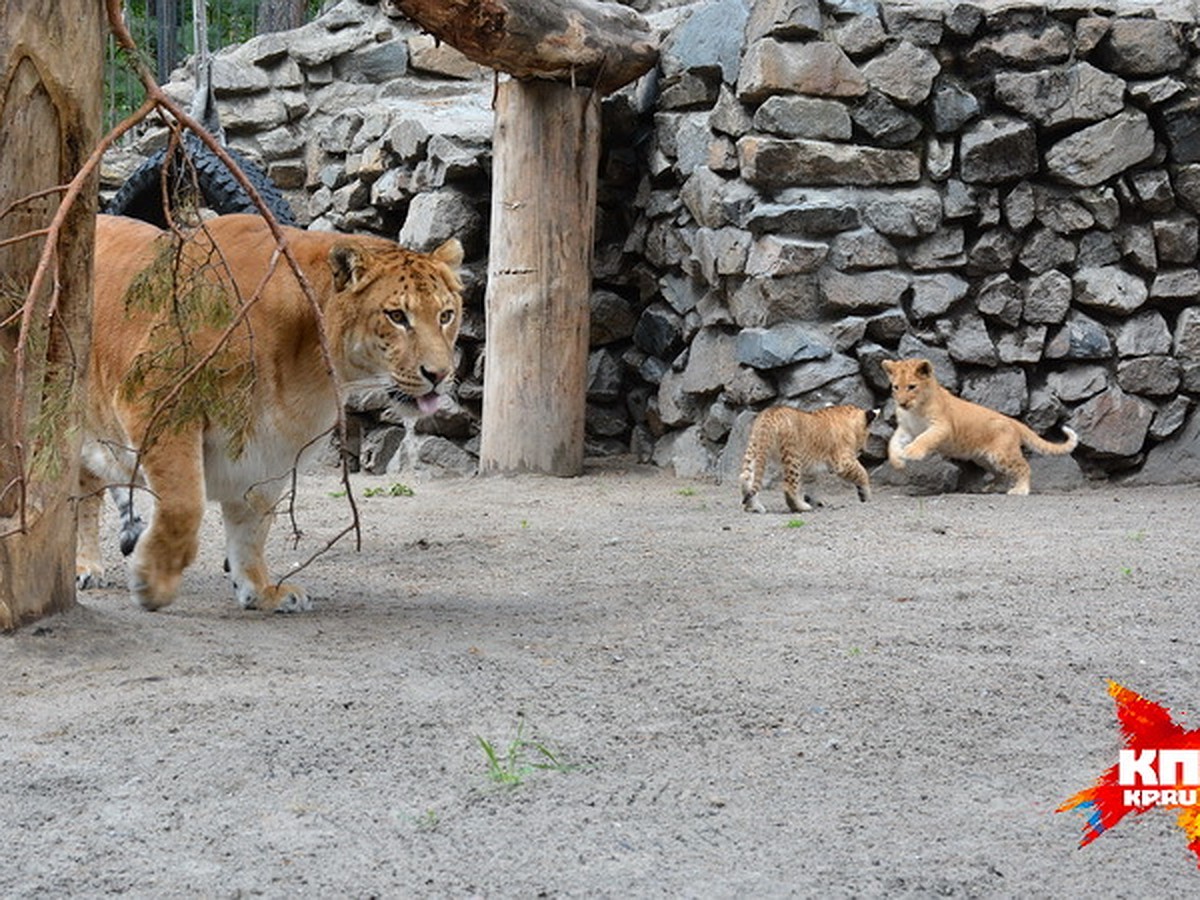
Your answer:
395;0;657;476
479;80;601;475
0;2;103;629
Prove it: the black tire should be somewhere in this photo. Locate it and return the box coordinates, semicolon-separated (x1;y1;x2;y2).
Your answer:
106;134;296;227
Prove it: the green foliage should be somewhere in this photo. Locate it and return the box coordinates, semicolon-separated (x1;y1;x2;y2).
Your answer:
363;483;415;498
119;236;255;457
477;721;570;788
785;518;807;528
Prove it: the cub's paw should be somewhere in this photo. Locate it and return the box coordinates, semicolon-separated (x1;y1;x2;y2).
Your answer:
238;581;312;614
76;563;105;591
742;495;767;514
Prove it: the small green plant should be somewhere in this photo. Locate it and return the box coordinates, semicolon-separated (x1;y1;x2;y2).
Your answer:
363;483;415;498
785;518;807;528
327;489;347;498
847;646;864;657
1128;530;1147;543
677;487;697;497
477;721;569;787
519;519;530;529
1120;565;1134;578
413;809;440;832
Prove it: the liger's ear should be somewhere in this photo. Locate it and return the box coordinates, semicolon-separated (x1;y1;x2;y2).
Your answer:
330;244;368;292
866;408;880;425
915;358;933;378
881;359;896;375
431;237;464;270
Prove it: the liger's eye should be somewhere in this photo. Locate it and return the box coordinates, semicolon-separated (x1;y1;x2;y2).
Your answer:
439;308;456;326
385;309;409;327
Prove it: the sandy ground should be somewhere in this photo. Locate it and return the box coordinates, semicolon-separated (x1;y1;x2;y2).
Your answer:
3;458;1200;897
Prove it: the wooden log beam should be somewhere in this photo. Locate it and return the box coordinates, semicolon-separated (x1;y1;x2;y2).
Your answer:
478;80;601;476
393;0;659;95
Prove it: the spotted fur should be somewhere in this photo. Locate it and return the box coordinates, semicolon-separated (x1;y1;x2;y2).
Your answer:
739;405;876;513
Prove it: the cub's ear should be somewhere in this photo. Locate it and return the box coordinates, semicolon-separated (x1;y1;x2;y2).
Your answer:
915;358;933;378
865;408;880;425
881;359;896;375
330;244;370;292
431;237;464;270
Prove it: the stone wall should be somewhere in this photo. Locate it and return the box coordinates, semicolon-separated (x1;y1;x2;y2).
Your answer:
107;0;1200;486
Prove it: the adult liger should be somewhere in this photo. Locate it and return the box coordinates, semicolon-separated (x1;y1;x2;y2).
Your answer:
882;357;1077;495
77;214;464;611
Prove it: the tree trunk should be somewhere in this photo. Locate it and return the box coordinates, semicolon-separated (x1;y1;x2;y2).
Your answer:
394;0;658;96
0;1;103;630
257;0;307;36
479;80;601;476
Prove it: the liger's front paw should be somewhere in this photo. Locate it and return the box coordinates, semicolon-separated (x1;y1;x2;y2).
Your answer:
239;581;312;613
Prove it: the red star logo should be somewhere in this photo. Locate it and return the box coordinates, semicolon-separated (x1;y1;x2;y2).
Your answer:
1058;681;1200;866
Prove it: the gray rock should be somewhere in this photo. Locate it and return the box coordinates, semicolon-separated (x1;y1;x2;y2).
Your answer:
1018;228;1076;275
1119;224;1159;274
1162;96;1200;164
753;95;852;141
738;136;921;187
925;137;955;181
828;228;899;270
930;78;980;134
1173;306;1200;360
1076;231;1121;268
744;0;822;44
819;269;910;312
1116;311;1172;358
830;14;887;58
1045;110;1156;187
1128;76;1186;108
905;227;966;270
862;40;940;106
964;22;1071;69
1047;366;1109;403
1045;311;1112;361
724;368;777;406
659;274;703;316
1002;181;1035;231
1095;18;1187;77
590;291;637;346
910;273;969;319
1154;215;1199;264
736;39;868;104
960;367;1027;416
634;304;685;359
653;425;717;478
850;92;924;147
682;327;739;394
1149;395;1191;441
1150;268;1200;302
1117;356;1181;396
993;63;1125;128
1129;169;1175;215
735;323;833;369
1174;163;1200;212
587;349;625;404
709;85;754;137
976;273;1023;327
693;227;751;283
407;435;477;477
728;275;822;327
943;312;998;366
967;230;1019;275
960;117;1038;185
1034;188;1094;234
660;0;748;84
1068;387;1154;458
656;370;703;427
360;424;404;474
398;188;482;254
742;198;859;236
861;189;942;237
1073;266;1148;316
996;324;1046;364
776;353;861;397
745;236;829;276
866;309;908;345
334;38;408;84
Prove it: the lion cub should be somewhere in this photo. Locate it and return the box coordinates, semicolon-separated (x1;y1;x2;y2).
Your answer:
882;357;1077;495
739;405;877;513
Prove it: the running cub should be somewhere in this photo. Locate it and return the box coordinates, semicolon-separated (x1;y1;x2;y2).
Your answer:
739;405;877;513
882;357;1077;495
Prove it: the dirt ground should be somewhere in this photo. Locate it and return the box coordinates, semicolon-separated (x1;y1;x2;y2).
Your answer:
3;458;1200;897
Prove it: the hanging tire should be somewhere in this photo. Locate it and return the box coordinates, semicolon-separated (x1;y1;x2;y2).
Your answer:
105;134;297;227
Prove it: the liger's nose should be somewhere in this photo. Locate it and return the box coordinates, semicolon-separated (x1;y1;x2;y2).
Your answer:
422;365;449;386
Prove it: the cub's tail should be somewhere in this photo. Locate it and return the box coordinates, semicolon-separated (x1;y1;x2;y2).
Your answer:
1021;424;1078;456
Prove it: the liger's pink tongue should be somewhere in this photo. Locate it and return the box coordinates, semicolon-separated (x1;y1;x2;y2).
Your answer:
417;393;440;416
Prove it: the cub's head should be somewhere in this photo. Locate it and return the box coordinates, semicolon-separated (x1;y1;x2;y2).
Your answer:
328;237;464;416
881;358;937;412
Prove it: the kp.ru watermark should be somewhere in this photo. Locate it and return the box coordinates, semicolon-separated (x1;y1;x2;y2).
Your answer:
1058;682;1200;867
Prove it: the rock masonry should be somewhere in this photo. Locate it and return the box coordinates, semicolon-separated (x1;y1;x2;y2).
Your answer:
104;0;1200;488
